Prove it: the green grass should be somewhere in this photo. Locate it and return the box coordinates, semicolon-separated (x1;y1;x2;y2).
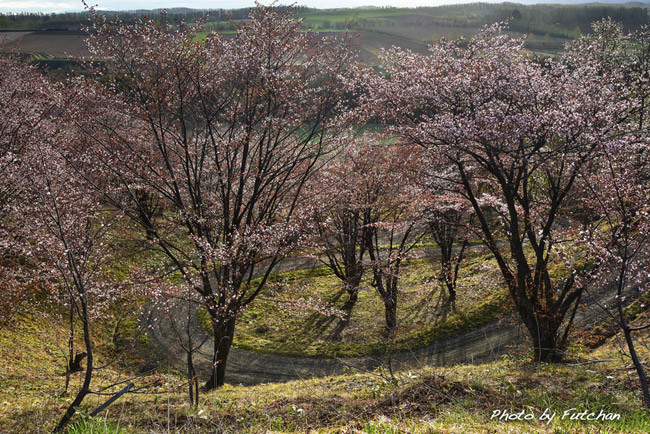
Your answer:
223;250;508;357
2;313;649;433
65;414;125;434
580;289;650;349
2;258;650;433
296;8;416;29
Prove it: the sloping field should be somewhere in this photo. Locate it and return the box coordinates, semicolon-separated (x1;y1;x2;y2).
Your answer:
0;31;32;43
0;30;90;58
371;22;476;43
0;22;569;64
363;14;571;55
357;28;431;58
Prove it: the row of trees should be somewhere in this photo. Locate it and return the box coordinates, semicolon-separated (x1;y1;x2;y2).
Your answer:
1;6;649;430
305;138;470;331
357;17;650;399
491;5;649;37
3;4;647;34
0;6;311;30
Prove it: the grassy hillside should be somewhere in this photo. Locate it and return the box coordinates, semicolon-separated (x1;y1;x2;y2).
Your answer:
2;243;649;432
228;250;508;357
1;312;649;433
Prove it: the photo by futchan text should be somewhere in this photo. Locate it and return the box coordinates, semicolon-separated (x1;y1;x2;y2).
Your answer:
490;408;622;425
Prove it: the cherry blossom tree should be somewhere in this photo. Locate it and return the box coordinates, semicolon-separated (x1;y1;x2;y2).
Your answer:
153;281;210;408
1;57;148;429
364;24;632;361
565;20;650;135
67;5;355;388
355;138;428;335
578;136;650;408
304;135;373;305
569;20;650;407
420;165;473;301
306;135;426;333
11;107;128;431
0;58;52;330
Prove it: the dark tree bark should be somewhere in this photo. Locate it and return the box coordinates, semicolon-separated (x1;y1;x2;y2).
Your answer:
615;256;650;408
69;352;87;373
187;351;198;407
367;218;422;336
621;321;650;408
204;317;236;389
381;282;398;336
54;297;93;433
427;209;469;301
318;209;369;305
454;157;586;363
75;6;355;389
366;26;629;363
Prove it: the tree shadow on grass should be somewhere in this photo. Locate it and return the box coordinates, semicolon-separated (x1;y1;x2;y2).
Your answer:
403;283;457;328
327;297;356;341
296;287;357;344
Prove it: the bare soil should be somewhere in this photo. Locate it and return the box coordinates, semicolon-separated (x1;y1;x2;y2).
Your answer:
0;30;90;58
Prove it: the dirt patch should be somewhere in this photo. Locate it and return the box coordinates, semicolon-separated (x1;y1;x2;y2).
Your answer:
264;394;367;426
250;375;499;430
376;375;497;415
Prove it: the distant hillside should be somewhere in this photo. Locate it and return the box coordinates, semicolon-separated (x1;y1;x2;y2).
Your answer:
1;3;648;32
1;3;649;61
518;0;649;4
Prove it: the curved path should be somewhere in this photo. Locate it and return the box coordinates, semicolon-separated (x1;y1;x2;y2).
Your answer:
145;249;624;386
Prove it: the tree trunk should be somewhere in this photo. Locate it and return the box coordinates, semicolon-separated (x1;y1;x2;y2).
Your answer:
345;273;362;305
383;289;397;336
617;280;650;408
446;239;468;302
54;300;93;433
523;312;563;363
384;301;396;336
65;300;74;394
446;283;457;302
69;352;87;373
187;350;198;407
623;325;650;408
204;316;236;390
186;294;199;407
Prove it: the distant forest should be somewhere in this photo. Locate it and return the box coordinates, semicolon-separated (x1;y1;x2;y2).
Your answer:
0;3;648;36
0;6;285;30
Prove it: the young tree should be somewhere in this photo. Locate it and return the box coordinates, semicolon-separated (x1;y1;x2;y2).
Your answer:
355;139;428;335
155;281;210;408
1;58;145;429
578;136;650;408
364;25;632;361
18;119;124;432
420;165;473;302
69;6;355;388
304;135;373;305
424;206;470;302
307;136;426;333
